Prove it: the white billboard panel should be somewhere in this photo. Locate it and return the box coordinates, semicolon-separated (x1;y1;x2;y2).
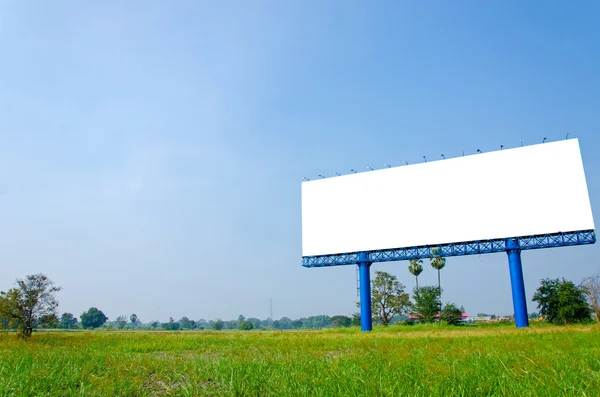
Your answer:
301;139;594;257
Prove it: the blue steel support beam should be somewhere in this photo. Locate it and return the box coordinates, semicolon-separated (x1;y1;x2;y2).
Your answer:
506;239;529;328
358;252;372;332
302;230;595;268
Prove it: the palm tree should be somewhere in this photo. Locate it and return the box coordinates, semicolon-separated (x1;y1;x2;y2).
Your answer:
408;259;424;289
430;249;446;301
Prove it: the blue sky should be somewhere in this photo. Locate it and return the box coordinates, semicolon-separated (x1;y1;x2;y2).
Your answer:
1;1;599;322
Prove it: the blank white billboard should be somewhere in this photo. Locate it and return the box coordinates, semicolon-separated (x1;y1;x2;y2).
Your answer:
301;139;594;257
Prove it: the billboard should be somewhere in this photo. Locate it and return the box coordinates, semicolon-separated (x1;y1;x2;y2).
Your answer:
301;139;594;257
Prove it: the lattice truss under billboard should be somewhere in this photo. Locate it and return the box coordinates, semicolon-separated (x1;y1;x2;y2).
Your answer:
301;139;595;330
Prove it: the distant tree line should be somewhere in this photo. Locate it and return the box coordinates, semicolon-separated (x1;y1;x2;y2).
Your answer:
1;272;598;337
49;312;356;331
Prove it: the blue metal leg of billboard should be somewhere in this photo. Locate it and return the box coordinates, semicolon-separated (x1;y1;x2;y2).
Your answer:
358;253;372;332
506;239;529;328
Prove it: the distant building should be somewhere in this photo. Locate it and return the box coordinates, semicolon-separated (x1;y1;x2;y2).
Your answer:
466;315;492;322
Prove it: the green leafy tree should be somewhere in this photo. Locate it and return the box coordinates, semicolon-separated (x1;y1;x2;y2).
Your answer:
115;315;127;329
408;259;424;289
0;274;61;337
161;317;180;330
278;317;293;330
239;320;253;330
60;313;78;329
80;307;108;329
179;316;192;329
247;317;261;330
302;315;332;329
213;319;224;330
351;312;361;327
130;314;139;328
367;271;410;326
440;303;463;325
330;315;352;328
411;286;442;323
430;250;446;302
532;278;591;324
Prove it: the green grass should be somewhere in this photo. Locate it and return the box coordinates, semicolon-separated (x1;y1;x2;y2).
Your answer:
1;324;599;396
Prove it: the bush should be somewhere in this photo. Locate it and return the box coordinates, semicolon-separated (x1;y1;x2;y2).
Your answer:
440;303;463;326
532;278;592;324
239;320;253;331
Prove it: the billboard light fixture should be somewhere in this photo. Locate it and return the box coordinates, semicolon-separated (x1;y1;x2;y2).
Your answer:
501;145;504;150
384;163;391;168
334;172;341;176
423;156;427;162
350;169;357;173
477;149;482;154
543;137;547;143
367;166;374;171
441;154;445;159
566;133;570;140
318;174;325;179
303;176;310;181
403;161;408;165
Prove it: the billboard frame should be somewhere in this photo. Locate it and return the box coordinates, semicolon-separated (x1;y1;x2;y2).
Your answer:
302;230;596;267
303;230;595;331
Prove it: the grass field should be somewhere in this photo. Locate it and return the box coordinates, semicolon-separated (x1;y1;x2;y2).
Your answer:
1;323;599;396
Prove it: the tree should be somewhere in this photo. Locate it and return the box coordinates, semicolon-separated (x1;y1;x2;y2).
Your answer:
411;286;441;323
213;319;224;330
278;317;293;330
440;303;463;325
115;315;127;329
80;307;108;329
291;319;303;329
196;319;208;329
130;314;139;327
60;313;78;329
302;315;332;329
0;274;61;337
368;271;410;326
532;278;592;324
430;250;446;302
351;312;361;327
179;316;192;329
247;317;261;330
330;315;352;328
239;320;253;331
581;277;600;322
408;259;424;289
161;317;180;331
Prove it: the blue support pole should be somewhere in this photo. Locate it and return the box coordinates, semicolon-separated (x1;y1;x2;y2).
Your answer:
358;252;372;332
506;239;529;328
